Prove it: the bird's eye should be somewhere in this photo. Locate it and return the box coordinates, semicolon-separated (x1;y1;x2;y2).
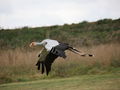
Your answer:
45;42;47;44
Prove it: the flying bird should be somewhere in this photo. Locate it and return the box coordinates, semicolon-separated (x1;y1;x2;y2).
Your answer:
29;39;94;75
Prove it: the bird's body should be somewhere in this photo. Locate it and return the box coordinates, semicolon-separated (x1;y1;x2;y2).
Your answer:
29;39;94;75
40;39;59;51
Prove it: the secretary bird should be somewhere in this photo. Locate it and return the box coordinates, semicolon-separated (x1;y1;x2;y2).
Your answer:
29;39;94;75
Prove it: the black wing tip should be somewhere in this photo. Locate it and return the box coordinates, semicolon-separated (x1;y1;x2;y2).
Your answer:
36;61;41;70
45;63;51;76
36;61;46;74
41;62;45;74
46;72;49;76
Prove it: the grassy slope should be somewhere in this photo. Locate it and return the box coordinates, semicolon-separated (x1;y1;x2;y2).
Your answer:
0;74;120;90
0;18;120;49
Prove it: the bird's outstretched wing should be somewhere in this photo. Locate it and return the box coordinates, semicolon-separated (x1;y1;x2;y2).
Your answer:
50;43;69;58
36;43;69;75
44;53;58;75
36;52;58;75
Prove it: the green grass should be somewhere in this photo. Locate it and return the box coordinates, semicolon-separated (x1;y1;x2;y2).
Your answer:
0;74;120;90
0;64;119;84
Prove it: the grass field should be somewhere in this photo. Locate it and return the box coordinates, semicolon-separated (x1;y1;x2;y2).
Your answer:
0;44;120;84
0;74;120;90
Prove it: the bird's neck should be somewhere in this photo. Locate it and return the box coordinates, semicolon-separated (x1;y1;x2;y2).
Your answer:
35;42;43;46
35;42;46;46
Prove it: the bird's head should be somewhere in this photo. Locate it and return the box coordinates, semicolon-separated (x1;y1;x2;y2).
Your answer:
29;41;47;47
29;42;37;47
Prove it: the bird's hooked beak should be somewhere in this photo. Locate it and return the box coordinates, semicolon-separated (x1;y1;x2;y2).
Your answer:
29;42;36;47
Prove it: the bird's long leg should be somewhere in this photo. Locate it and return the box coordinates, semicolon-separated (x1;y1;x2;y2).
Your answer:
69;48;86;56
69;47;94;57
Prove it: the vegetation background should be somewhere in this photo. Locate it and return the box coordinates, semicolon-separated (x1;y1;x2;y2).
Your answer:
0;18;120;85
